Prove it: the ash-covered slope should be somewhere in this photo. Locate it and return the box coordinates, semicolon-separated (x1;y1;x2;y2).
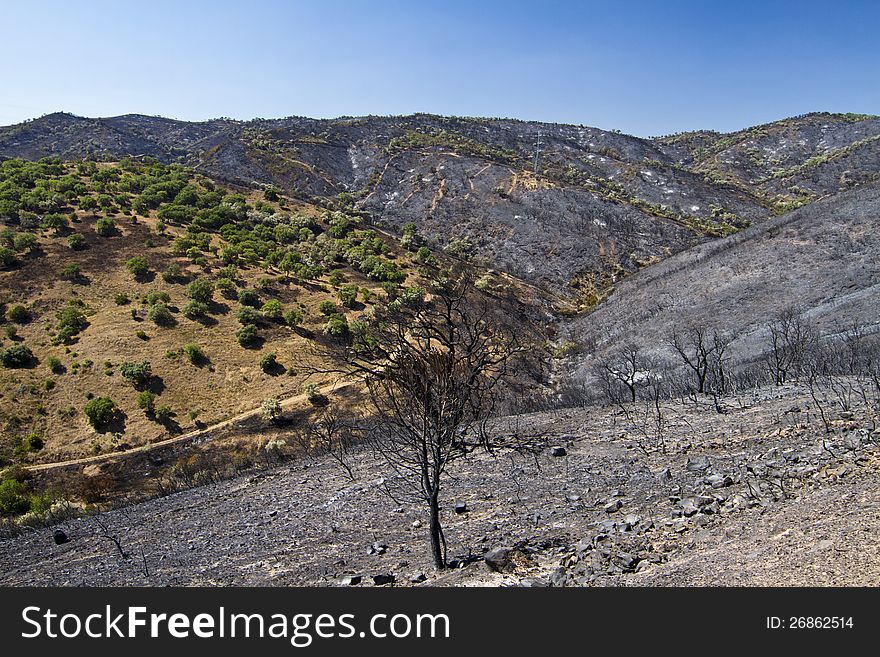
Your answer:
561;180;880;379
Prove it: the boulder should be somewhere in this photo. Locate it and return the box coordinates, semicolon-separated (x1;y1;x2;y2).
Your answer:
550;446;567;457
372;574;396;586
53;529;69;545
484;546;515;573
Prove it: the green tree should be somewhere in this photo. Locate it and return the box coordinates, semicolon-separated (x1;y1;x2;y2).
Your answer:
84;397;117;430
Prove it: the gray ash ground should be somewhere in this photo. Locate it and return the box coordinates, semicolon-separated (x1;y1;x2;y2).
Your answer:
1;383;878;587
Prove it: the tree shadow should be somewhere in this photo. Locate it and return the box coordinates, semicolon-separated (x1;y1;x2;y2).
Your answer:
96;409;127;435
264;361;286;376
134;271;156;284
208;300;230;315
192;314;218;327
145;376;166;395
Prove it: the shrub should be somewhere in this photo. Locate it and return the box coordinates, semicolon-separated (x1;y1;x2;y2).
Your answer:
41;213;69;233
47;355;63;373
119;360;152;387
13;233;38;253
0;478;30;516
183;300;209;320
328;269;345;287
337;284;359;308
261;299;283;321
145;290;171;305
259;352;278;373
135;330;148;340
236;306;262;326
304;383;329;407
0;246;15;268
215;277;236;297
183;343;205;364
322;314;349;339
187;278;214;304
237;288;260;307
155;405;172;423
21;431;44;452
261;398;281;421
148;302;174;326
55;304;88;343
236;324;259;346
67;233;87;250
5;304;30;324
84;397;117;429
162;263;185;283
319;300;337;316
137;390;156;415
284;308;303;328
60;263;82;280
95;217;115;236
126;256;150;279
114;293;130;305
0;344;34;368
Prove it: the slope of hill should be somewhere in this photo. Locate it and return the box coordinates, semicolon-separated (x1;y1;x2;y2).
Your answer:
0;156;548;492
559;180;880;383
7;112;876;298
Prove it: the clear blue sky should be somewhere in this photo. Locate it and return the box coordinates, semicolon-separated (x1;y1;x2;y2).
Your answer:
1;0;877;136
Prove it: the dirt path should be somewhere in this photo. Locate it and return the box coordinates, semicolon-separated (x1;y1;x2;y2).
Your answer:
25;378;355;473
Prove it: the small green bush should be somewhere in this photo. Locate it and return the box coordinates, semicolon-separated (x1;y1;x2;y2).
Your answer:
61;263;82;280
236;306;262;326
183;343;205;364
137;390;156;415
187;278;214;304
95;217;115;236
237;288;260;307
126;256;150;279
46;355;63;373
84;396;117;429
319;300;337;316
183;300;209;319
67;233;87;250
284;308;303;328
261;299;283;321
0;344;34;368
5;304;30;324
148;302;174;326
260;352;278;373
236;324;259;346
119;360;152;387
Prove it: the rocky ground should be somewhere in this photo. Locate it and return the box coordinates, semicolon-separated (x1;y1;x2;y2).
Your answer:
1;383;877;587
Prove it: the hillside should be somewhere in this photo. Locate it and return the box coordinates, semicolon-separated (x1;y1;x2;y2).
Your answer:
4;111;877;299
558;180;880;386
0;156;549;514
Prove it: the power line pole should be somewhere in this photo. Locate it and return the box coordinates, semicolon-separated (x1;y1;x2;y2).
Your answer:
533;130;543;174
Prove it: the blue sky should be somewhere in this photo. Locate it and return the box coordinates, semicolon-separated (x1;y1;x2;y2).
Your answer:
0;0;877;136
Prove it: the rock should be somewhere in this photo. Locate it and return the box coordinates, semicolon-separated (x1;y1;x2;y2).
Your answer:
368;542;388;555
53;529;69;545
679;498;699;517
705;473;733;488
686;455;711;472
622;514;642;530
410;573;428;583
659;468;672;481
454;502;468;514
411;519;422;528
484;546;515;573
372;574;396;586
604;499;622;513
550;446;567;457
613;552;640;572
340;575;361;586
